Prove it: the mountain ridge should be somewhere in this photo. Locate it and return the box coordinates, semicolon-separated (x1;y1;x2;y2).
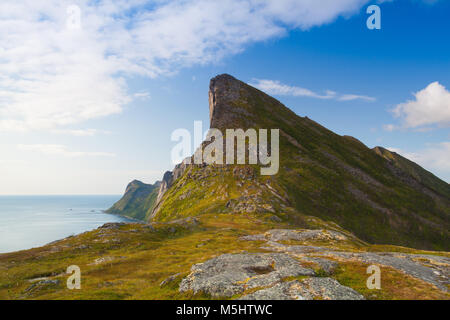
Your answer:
110;74;450;250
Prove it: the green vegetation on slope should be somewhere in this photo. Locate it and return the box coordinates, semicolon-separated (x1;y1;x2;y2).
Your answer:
373;146;450;198
0;214;447;300
106;180;160;221
151;74;450;251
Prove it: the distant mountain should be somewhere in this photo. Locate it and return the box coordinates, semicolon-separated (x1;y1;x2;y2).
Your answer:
106;180;160;221
113;74;450;250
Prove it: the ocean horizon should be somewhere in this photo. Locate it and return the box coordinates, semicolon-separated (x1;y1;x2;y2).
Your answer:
0;195;132;254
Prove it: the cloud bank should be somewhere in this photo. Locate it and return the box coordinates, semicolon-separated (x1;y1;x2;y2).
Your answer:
0;0;372;133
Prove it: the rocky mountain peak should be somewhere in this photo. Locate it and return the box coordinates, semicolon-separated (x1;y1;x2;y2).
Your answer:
209;73;244;129
208;73;302;133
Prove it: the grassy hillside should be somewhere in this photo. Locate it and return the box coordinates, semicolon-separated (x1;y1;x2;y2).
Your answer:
373;146;450;197
151;74;450;251
0;213;448;300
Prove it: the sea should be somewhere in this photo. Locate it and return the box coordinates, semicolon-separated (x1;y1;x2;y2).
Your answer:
0;195;131;254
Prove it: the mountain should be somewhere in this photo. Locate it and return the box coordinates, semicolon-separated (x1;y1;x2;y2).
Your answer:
106;180;160;221
3;74;450;301
113;74;450;251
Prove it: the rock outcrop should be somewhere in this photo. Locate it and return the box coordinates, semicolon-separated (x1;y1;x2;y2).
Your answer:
179;253;316;298
178;251;365;300
239;278;364;300
241;229;450;293
178;226;449;299
209;74;251;130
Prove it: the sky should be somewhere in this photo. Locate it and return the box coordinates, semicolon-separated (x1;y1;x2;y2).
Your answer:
0;0;449;195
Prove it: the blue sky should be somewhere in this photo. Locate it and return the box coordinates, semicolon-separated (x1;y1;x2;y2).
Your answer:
0;0;449;194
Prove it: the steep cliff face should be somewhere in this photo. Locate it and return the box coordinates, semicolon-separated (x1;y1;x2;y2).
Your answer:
106;180;160;221
149;74;450;250
150;159;191;219
156;171;174;204
209;74;246;129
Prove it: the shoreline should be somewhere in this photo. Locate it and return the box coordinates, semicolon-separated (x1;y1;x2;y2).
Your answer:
0;196;132;255
0;215;138;256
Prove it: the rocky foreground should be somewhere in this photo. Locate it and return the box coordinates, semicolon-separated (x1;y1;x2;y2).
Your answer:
179;228;449;300
1;214;448;300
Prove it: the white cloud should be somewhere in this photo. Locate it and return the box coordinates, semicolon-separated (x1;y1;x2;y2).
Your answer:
0;0;373;133
252;79;375;102
338;94;376;102
17;144;115;157
387;142;450;182
51;129;111;137
391;82;450;129
383;124;396;132
133;92;151;100
0;159;30;167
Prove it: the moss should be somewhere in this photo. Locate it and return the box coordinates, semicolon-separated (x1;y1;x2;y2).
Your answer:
332;262;449;300
0;214;279;300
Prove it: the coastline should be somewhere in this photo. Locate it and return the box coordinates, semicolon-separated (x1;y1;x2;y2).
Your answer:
0;195;129;254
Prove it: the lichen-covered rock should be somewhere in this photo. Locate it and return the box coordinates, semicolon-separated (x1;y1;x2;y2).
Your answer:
239;281;301;300
160;273;181;287
239;278;364;300
179;253;314;297
240;234;267;241
89;256;126;265
266;229;347;242
240;229;348;243
302;257;338;274
24;279;60;293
